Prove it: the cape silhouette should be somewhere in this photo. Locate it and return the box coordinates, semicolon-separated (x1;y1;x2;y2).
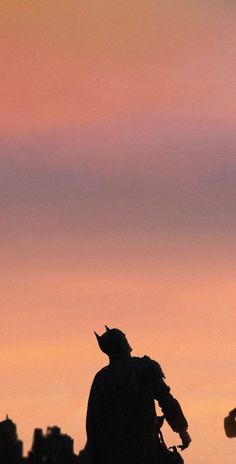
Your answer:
86;326;191;464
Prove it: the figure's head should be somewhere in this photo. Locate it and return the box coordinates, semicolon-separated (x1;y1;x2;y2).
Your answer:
94;326;132;357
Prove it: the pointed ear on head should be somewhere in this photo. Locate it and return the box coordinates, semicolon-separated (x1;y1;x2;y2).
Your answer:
105;325;110;332
94;331;101;342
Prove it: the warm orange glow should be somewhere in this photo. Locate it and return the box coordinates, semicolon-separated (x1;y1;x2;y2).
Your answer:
1;1;235;462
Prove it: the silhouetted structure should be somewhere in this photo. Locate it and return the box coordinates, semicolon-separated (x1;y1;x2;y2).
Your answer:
0;417;81;464
86;326;191;464
0;416;23;464
224;408;236;438
0;328;193;463
27;426;77;464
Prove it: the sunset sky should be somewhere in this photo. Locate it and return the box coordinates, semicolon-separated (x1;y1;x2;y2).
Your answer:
1;1;236;462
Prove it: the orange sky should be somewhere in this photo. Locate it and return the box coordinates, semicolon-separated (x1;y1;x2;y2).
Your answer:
1;1;236;462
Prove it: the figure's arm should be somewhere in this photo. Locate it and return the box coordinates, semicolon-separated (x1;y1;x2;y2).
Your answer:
156;380;191;449
149;359;191;450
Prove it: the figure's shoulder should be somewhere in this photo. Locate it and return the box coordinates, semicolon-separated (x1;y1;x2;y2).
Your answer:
93;365;110;383
132;355;165;378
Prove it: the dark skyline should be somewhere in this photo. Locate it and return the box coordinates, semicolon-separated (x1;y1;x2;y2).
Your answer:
0;416;85;463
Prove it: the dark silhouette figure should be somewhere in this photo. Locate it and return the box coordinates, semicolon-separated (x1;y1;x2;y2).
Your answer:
86;327;191;464
0;416;23;464
224;408;236;438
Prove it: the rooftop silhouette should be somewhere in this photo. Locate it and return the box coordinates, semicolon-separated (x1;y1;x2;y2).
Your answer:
0;416;85;464
0;416;23;464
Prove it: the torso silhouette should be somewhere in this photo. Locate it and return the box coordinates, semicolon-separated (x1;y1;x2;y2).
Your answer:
86;354;188;464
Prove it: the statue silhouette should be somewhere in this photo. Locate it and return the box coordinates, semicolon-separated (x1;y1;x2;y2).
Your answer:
86;327;191;464
224;408;236;438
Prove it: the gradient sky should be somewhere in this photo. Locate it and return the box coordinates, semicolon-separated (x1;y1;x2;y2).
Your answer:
1;1;236;462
